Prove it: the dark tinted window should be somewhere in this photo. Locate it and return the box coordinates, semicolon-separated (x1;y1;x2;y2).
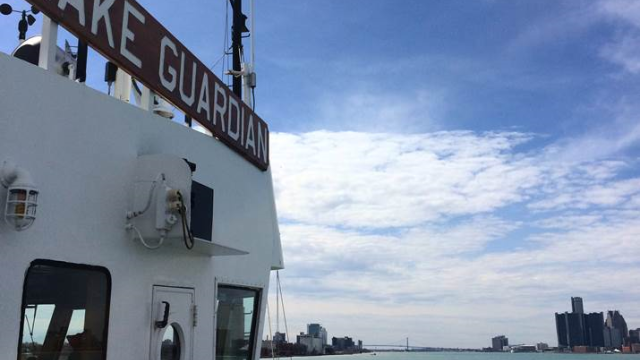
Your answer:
18;260;111;360
216;286;260;360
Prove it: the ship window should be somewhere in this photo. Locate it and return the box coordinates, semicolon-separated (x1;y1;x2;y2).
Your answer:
17;260;111;360
216;286;261;360
160;324;182;360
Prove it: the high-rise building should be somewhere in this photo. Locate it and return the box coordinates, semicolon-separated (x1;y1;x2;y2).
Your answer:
606;311;628;338
556;313;569;348
572;297;584;314
307;323;328;345
308;324;321;337
556;297;604;348
492;335;509;351
604;327;623;349
556;312;585;347
320;328;328;346
604;311;628;349
567;312;586;346
629;329;640;344
584;312;605;347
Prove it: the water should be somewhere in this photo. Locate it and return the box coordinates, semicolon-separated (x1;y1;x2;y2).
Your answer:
286;352;629;360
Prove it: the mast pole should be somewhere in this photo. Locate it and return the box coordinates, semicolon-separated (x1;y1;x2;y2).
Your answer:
276;271;280;333
231;0;242;98
250;0;255;68
243;0;255;107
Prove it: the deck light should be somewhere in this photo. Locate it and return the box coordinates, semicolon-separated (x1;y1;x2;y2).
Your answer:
1;160;38;231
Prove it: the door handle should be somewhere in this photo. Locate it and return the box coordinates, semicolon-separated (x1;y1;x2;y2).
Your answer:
155;301;170;328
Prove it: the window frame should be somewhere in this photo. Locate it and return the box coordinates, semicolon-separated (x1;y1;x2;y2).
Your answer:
16;259;113;360
215;284;262;360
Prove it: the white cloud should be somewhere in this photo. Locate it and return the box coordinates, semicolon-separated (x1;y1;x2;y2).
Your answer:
601;34;640;74
272;131;538;229
269;129;640;348
598;0;640;74
529;177;640;210
310;89;445;133
598;0;640;28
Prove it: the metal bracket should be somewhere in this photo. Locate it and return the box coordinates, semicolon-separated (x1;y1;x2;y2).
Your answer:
192;304;198;327
155;301;170;328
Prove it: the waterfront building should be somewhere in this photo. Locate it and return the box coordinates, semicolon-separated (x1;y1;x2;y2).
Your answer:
629;329;640;344
556;312;585;348
492;335;509;351
604;325;623;349
606;311;629;339
573;346;589;353
556;297;606;349
332;336;356;351
536;342;549;351
584;312;605;347
556;312;569;348
273;331;287;345
572;297;584;314
307;323;328;345
308;324;321;337
297;332;324;355
555;311;604;347
511;345;536;353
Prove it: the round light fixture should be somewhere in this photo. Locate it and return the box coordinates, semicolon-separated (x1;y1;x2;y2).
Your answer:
1;160;39;231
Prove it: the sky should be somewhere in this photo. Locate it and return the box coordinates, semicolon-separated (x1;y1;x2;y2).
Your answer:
2;0;640;350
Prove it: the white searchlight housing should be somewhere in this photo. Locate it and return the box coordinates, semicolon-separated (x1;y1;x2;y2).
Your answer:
1;160;39;231
11;35;77;79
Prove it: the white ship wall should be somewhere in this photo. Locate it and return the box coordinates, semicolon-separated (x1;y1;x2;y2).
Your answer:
0;53;283;359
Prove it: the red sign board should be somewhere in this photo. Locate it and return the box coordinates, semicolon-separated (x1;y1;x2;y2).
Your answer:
26;0;269;170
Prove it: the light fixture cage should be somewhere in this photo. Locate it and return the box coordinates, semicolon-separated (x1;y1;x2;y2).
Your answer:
5;185;38;231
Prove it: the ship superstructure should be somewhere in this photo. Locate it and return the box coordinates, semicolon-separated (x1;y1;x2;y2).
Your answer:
0;1;283;359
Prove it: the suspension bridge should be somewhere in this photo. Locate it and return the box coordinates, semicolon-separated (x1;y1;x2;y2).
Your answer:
364;338;434;351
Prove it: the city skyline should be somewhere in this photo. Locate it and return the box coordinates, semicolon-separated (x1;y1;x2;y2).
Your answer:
1;0;639;348
268;295;640;352
555;296;634;351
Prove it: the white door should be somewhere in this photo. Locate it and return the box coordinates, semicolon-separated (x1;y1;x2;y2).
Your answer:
150;286;196;360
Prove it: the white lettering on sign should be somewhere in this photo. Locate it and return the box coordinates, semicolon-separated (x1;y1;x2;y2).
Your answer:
120;1;145;68
197;73;211;121
245;115;256;156
213;82;227;130
258;122;268;161
58;0;85;26
159;36;178;91
91;0;115;48
227;96;241;141
179;52;196;106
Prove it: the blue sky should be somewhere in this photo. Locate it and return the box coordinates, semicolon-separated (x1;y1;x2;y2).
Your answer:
2;0;640;349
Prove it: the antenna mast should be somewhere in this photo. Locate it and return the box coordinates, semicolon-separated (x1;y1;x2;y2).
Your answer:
245;0;255;106
229;0;255;107
231;0;243;98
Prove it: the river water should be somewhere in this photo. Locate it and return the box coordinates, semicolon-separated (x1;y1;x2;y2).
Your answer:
287;351;628;360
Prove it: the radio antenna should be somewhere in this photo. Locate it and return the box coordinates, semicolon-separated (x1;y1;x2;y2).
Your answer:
230;0;248;98
228;0;256;107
